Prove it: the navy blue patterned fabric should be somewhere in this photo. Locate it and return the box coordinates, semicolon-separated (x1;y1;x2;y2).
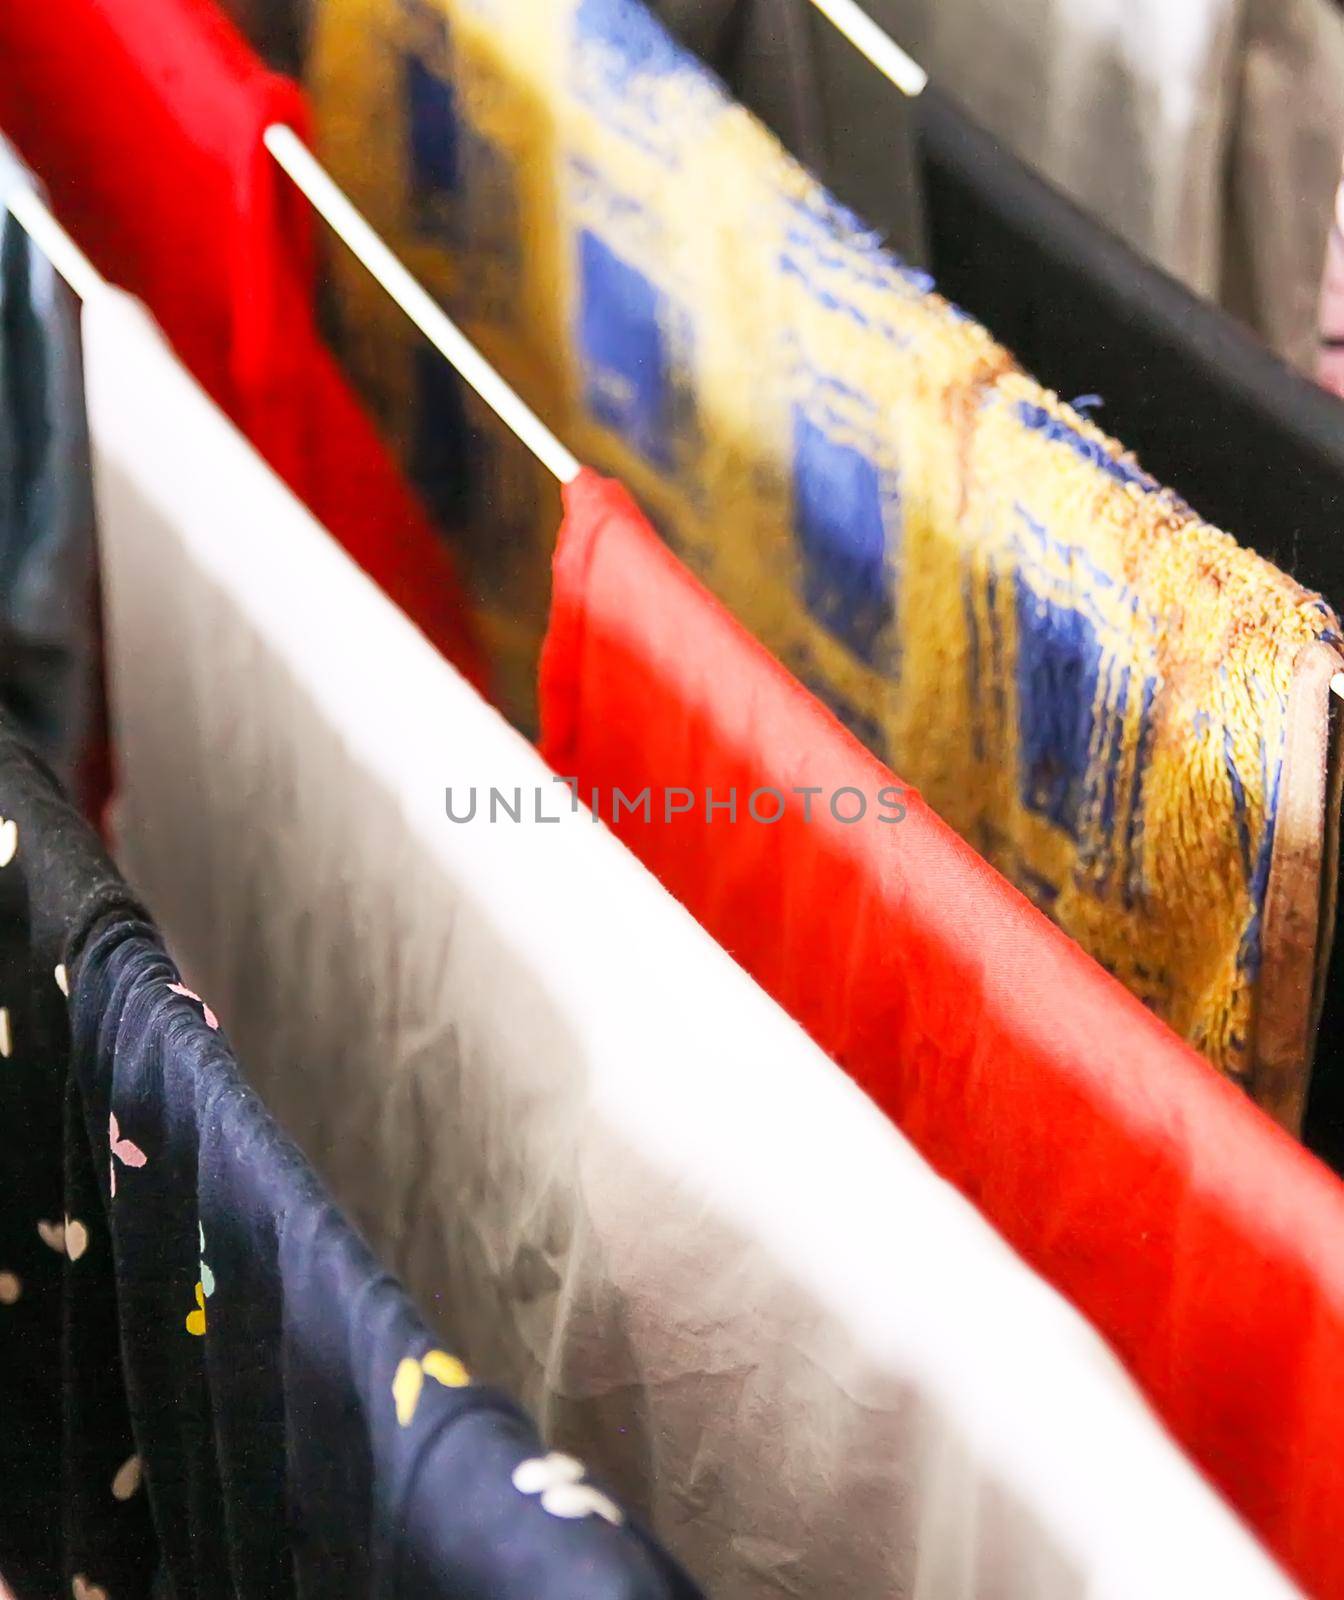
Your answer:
0;715;152;1599
70;919;700;1598
0;712;699;1599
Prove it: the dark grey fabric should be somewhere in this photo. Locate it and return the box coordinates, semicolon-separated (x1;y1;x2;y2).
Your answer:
651;0;927;266
0;144;96;796
215;0;309;77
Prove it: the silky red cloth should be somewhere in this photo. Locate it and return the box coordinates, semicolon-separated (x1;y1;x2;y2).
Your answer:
0;0;480;685
541;467;1344;1598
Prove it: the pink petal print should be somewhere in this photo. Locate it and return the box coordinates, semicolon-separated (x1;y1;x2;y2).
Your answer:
109;1114;147;1167
166;982;218;1031
108;1113;147;1199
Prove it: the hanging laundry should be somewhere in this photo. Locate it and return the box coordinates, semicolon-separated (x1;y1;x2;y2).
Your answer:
539;468;1344;1600
916;83;1344;1158
0;143;95;797
876;0;1344;371
912;84;1344;1159
918;81;1344;604
0;724;142;1598
873;0;1240;299
245;0;1344;368
650;0;927;266
656;2;1344;392
82;285;1304;1600
0;0;483;692
0;712;696;1600
304;0;1342;1102
75;921;698;1600
3;750;162;1600
1224;0;1344;371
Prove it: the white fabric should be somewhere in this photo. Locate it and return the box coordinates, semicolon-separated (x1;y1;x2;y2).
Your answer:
84;287;1299;1600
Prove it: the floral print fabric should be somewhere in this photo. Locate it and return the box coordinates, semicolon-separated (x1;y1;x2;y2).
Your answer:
0;712;696;1599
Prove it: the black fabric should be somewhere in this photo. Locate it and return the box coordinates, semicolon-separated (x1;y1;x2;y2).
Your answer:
213;0;307;77
0;717;152;1597
0;712;700;1599
916;84;1344;1171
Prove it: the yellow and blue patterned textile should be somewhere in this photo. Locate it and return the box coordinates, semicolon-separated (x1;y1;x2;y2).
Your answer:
308;0;1342;1103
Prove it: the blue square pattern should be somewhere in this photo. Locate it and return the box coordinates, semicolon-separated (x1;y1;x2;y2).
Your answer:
790;407;892;666
1013;577;1102;839
397;22;521;313
577;230;693;472
405;49;459;201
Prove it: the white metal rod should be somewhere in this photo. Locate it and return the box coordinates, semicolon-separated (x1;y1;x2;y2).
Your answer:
264;124;580;485
5;184;105;302
806;0;927;97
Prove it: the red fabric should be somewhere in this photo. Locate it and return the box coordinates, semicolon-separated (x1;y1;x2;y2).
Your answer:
541;467;1344;1598
0;0;481;686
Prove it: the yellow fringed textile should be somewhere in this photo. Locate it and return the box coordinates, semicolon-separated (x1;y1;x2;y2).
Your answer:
308;0;1341;1101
